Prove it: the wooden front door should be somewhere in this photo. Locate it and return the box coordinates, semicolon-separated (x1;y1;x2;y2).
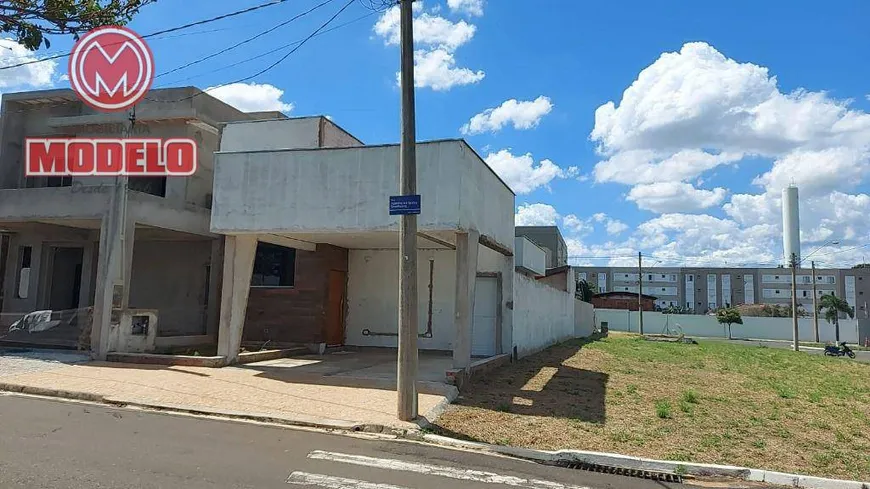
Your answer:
325;270;347;346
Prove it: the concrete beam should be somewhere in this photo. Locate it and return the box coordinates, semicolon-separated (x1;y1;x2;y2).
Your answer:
418;232;456;250
257;233;316;252
453;230;479;370
479;234;513;257
128;193;215;238
216;235;257;364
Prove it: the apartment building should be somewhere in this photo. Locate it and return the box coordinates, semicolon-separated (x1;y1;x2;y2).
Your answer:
575;267;682;309
574;265;870;316
514;226;567;269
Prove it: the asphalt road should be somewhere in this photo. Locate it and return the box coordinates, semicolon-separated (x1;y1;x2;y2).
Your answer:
0;394;689;489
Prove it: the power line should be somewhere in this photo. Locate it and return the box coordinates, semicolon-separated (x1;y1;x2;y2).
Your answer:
155;0;337;80
0;0;291;71
145;0;356;104
156;9;381;86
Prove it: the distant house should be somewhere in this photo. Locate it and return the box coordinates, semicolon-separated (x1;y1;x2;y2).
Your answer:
592;291;657;311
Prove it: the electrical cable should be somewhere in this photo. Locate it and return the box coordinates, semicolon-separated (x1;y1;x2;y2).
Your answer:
0;0;291;71
156;8;382;86
155;0;337;79
145;0;357;104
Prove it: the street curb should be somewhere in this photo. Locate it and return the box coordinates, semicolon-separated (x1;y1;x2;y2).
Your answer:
420;434;870;489
0;382;105;403
0;382;411;435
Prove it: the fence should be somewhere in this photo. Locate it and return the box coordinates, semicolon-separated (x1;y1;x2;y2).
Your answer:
596;308;864;344
513;272;575;358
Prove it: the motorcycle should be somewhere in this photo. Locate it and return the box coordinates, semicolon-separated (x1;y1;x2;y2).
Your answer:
823;342;856;359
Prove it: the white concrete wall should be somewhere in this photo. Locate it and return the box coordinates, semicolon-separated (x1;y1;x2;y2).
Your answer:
345;249;456;351
575;300;595;338
514;236;545;276
219;118;321;152
512;272;575;358
211;141;515;249
596;309;860;343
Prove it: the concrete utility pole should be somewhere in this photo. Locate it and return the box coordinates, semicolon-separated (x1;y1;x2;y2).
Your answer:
811;261;819;343
638;251;644;336
396;0;418;421
790;252;800;351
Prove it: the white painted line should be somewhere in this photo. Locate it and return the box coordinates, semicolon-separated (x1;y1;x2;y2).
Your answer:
286;471;410;489
307;451;591;489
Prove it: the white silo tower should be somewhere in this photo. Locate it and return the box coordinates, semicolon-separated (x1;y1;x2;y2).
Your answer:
782;185;801;267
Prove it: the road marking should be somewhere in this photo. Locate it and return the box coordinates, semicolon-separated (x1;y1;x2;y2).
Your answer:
307;450;591;489
286;471;411;489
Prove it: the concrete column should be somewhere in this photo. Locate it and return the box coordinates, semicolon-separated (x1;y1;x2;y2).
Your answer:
205;237;224;340
217;235;257;364
91;214;122;360
453;230;479;370
91;180;135;359
121;219;135;309
77;241;95;308
1;234;20;313
501;252;514;357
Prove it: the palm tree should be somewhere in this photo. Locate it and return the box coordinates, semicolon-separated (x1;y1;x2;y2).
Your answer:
818;294;854;343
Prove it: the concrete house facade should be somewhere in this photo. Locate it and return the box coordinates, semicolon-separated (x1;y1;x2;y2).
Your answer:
209;120;517;368
0;87;263;352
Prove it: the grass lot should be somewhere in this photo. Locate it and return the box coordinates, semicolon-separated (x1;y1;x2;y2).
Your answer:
434;333;870;481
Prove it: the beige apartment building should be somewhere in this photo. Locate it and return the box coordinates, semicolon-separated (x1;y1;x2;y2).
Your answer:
574;266;870;317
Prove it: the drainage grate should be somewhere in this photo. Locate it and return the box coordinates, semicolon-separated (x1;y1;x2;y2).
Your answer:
543;460;684;484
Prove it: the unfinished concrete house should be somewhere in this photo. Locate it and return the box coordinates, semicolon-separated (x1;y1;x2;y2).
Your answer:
0;89;360;355
210;122;518;370
0;87;265;353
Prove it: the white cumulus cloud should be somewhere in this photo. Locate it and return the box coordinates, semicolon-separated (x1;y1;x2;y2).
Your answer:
485;149;577;194
627;182;727;213
374;6;476;51
207;83;294;113
461;96;553;135
375;4;484;92
405;48;485;91
447;0;484;16
0;38;57;90
515;203;559;226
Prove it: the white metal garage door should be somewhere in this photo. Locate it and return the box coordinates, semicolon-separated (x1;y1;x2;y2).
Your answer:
472;276;498;357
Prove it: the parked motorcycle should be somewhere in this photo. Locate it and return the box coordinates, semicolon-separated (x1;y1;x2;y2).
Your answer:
824;342;856;359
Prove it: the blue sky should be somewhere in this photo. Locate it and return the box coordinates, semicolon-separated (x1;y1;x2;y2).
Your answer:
3;0;870;268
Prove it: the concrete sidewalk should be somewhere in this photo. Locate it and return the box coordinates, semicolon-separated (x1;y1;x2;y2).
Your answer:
0;358;454;431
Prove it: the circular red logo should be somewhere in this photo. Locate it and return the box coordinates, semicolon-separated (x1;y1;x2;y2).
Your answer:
68;26;154;112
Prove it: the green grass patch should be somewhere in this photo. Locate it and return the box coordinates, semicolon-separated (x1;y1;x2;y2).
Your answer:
655;400;672;419
681;389;700;404
435;334;870;481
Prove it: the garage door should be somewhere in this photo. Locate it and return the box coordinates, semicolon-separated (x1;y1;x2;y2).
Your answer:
472;276;498;357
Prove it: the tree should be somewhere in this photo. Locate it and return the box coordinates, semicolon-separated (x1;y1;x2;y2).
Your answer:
0;0;154;50
852;263;870;269
818;294;854;343
576;279;596;303
716;307;743;340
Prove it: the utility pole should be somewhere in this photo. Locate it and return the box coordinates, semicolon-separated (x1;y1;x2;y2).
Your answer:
811;261;819;343
638;251;644;336
790;252;799;351
396;0;418;422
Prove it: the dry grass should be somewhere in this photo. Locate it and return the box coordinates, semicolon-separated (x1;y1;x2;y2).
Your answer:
434;333;870;481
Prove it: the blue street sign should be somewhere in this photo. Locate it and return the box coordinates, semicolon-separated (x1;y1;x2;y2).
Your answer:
389;195;421;215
